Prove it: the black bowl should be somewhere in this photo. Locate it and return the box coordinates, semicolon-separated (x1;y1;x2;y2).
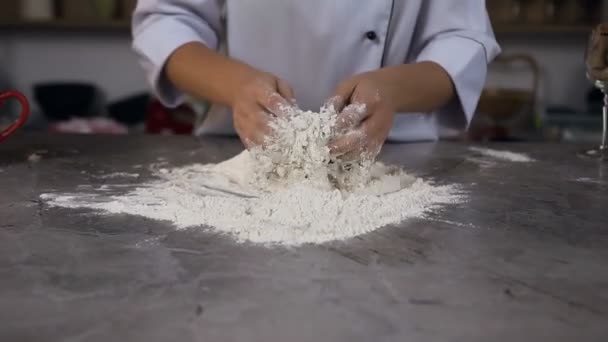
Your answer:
34;82;97;121
107;93;151;126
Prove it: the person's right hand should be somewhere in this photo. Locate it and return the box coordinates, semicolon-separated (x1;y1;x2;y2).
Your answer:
231;69;296;148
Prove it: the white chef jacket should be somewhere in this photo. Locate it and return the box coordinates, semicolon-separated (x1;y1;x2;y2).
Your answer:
132;0;501;141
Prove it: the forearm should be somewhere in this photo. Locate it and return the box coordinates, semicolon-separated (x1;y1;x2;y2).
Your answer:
374;61;455;113
165;42;255;106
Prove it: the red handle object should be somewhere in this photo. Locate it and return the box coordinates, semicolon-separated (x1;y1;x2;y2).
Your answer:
0;90;30;142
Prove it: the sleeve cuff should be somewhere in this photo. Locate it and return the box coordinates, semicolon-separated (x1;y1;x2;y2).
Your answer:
133;17;218;108
415;35;491;130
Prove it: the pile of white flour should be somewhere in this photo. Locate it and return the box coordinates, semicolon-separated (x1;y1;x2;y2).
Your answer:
41;106;463;246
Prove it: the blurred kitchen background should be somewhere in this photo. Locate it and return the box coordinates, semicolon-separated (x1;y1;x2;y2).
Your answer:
0;0;606;142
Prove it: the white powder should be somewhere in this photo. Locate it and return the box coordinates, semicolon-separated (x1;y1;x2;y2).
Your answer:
250;103;376;192
95;172;140;179
249;104;338;190
466;156;497;169
469;147;535;162
573;177;605;185
28;153;42;163
40;106;464;246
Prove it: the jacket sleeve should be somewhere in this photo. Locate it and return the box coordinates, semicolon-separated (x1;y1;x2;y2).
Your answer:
132;0;224;107
410;0;501;131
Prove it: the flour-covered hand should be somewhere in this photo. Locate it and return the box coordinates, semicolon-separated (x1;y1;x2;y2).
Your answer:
232;69;296;148
326;72;395;161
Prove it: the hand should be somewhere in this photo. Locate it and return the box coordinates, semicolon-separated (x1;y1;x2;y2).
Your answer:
165;43;297;148
231;68;295;148
326;71;395;161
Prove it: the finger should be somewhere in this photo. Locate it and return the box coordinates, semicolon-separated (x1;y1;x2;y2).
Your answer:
236;105;273;148
335;102;369;133
357;109;390;158
250;119;273;148
323;95;345;113
261;91;294;119
251;81;293;118
338;150;365;163
334;131;381;163
244;102;273;131
326;80;357;113
328;130;365;158
236;119;262;149
239;134;258;149
276;78;296;105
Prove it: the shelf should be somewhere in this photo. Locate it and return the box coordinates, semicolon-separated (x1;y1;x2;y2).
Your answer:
0;19;130;33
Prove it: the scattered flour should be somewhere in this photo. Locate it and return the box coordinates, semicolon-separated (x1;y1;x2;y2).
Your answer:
28;153;42;163
40;106;464;246
573;177;605;185
95;172;140;179
469;147;535;162
465;156;497;169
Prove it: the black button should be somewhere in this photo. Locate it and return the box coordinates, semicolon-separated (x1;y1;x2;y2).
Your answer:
365;31;378;41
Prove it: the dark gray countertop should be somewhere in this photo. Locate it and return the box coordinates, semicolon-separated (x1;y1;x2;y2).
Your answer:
1;133;607;342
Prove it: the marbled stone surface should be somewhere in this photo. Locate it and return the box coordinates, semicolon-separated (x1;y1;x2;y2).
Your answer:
1;134;607;342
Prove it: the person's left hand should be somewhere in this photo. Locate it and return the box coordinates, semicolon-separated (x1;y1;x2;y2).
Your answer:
325;71;395;161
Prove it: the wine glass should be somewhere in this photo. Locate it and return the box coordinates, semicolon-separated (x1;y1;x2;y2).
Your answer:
581;24;608;160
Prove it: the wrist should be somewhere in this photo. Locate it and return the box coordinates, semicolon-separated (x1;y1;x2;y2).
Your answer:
224;62;261;107
363;69;400;111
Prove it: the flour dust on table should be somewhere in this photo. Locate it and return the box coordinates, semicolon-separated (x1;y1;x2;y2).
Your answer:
469;147;535;163
41;105;463;246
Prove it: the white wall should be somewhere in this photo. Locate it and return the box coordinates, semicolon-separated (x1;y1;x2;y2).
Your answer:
0;32;148;114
